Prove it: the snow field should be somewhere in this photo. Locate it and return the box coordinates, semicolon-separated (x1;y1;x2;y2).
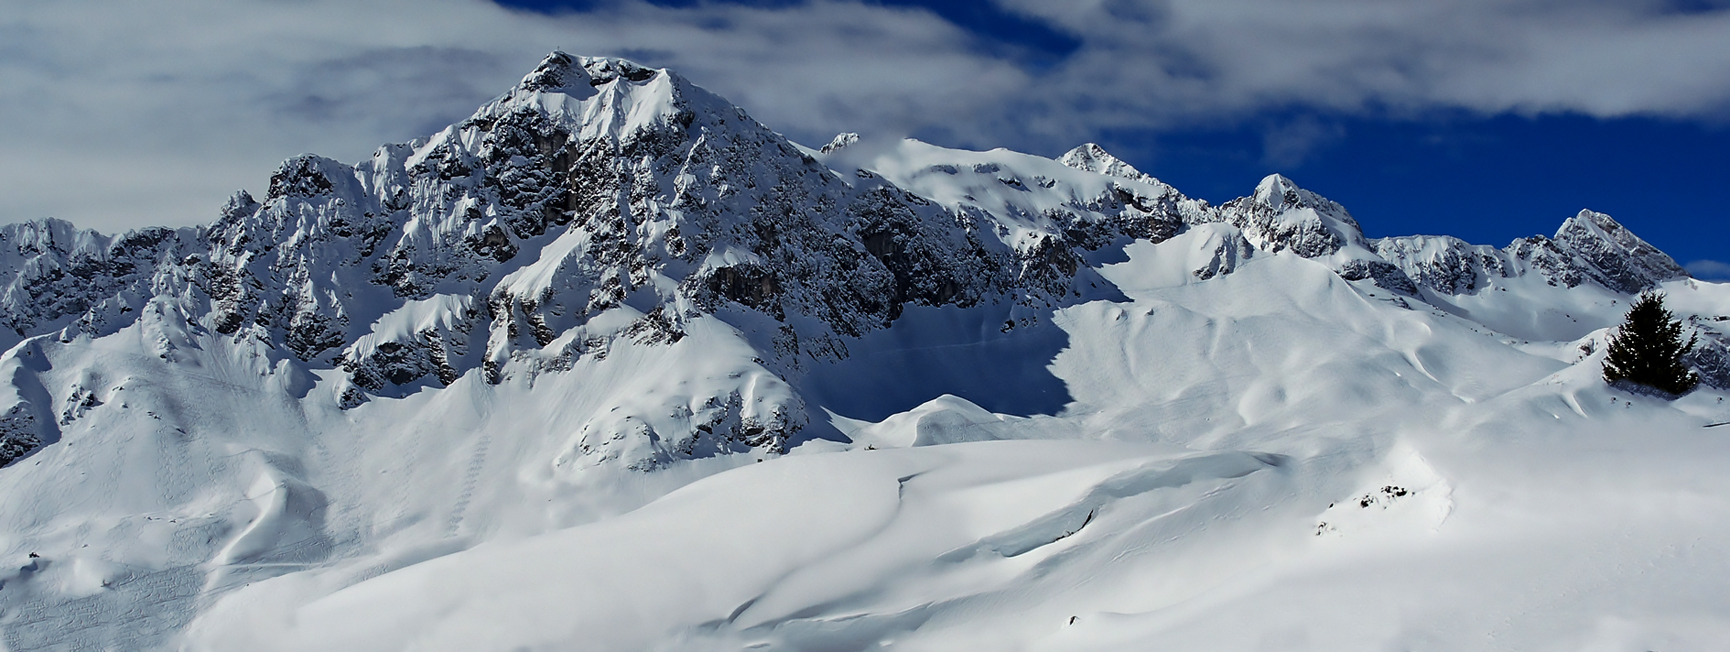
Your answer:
162;237;1728;650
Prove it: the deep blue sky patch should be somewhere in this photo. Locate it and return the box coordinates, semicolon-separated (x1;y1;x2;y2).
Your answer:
1111;114;1730;271
489;0;1726;273
494;0;1080;64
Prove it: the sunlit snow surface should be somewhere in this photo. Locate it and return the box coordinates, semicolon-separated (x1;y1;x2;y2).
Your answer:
3;226;1725;650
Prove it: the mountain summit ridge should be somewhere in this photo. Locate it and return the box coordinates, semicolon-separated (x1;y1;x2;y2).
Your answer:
0;51;1700;470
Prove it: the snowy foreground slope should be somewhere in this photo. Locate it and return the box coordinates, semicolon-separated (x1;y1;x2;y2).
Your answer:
2;53;1729;650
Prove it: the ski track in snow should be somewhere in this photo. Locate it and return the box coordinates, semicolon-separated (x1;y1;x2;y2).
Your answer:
445;429;491;538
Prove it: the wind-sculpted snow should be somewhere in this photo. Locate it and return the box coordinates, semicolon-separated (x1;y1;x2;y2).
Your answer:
183;443;1299;652
1;51;1728;651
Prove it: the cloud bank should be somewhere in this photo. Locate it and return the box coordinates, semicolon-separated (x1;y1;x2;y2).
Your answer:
1687;260;1730;280
1003;0;1730;130
3;0;1728;232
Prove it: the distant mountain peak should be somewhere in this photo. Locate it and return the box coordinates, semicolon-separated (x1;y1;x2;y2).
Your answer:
1557;209;1637;243
515;50;586;93
514;51;664;96
1058;143;1155;184
576;55;662;86
1370;207;1690;299
1551;208;1689;293
819;132;860;154
1250;173;1326;213
1208;173;1369;263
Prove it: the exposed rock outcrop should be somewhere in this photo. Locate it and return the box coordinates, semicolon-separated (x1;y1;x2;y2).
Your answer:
1375;210;1689;296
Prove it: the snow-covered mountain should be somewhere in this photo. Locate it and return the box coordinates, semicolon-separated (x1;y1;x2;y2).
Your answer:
2;53;1728;651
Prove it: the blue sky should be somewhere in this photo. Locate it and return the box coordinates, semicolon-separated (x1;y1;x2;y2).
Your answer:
500;0;1730;274
2;0;1726;276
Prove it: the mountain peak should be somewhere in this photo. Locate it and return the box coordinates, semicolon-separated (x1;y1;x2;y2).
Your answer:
819;132;860;154
468;51;729;161
1247;174;1357;227
515;51;662;95
516;51;586;93
1551;208;1688;292
1058;143;1155;184
1251;173;1304;210
1555;209;1629;243
578;55;661;85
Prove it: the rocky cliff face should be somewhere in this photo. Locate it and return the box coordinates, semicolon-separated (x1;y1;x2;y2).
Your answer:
1373;209;1688;298
0;52;1703;470
0;220;202;350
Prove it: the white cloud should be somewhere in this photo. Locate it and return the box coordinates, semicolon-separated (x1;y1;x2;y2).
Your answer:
996;0;1730;135
3;0;1729;233
0;0;1024;232
1686;260;1730;280
1260;115;1346;168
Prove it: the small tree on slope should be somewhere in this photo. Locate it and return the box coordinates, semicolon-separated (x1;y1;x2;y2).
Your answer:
1602;291;1699;395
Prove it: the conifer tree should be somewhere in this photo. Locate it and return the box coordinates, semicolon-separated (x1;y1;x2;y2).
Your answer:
1602;291;1698;395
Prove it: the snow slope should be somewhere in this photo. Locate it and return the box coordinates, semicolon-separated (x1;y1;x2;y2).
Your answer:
182;248;1730;651
1;52;1728;651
